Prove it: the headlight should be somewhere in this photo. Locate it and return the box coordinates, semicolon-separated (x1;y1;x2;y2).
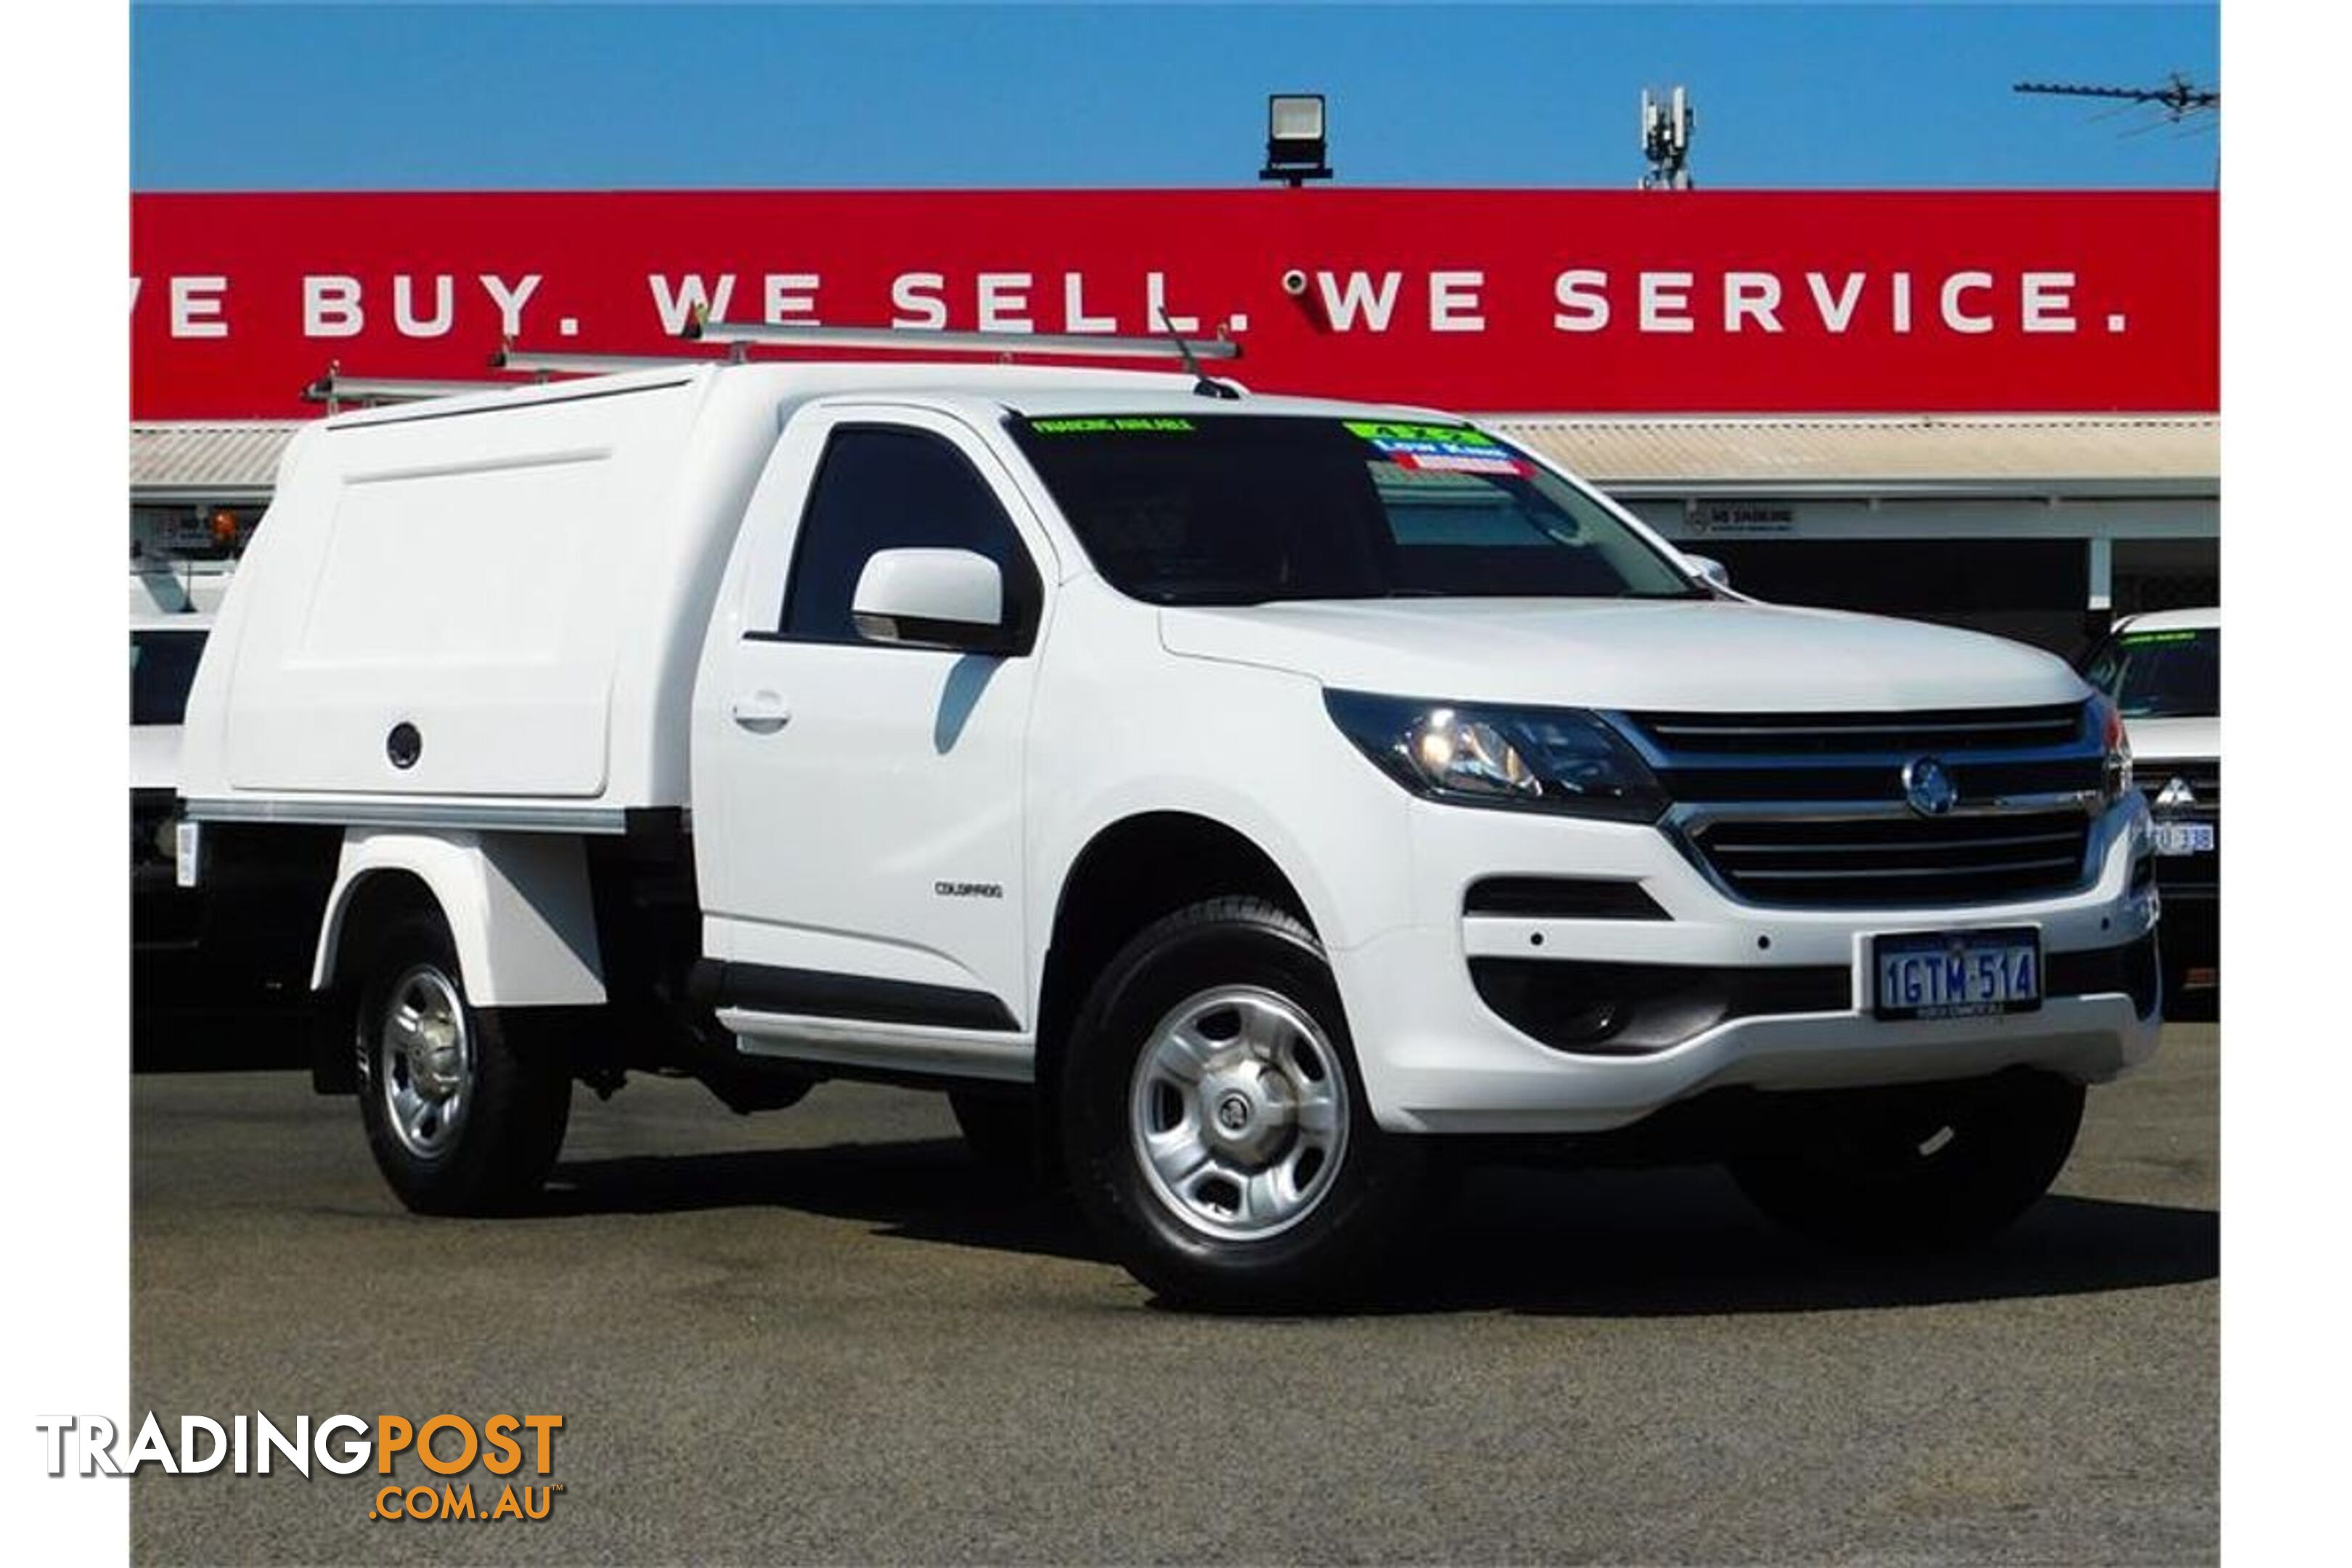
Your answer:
2088;693;2134;804
1324;690;1665;822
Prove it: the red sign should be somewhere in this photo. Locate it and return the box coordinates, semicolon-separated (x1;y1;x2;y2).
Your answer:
129;190;2216;419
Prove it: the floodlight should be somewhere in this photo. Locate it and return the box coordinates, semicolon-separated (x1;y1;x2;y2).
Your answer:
1260;93;1332;186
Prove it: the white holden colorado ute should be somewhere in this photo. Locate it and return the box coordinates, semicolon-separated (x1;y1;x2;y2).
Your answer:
177;343;2162;1307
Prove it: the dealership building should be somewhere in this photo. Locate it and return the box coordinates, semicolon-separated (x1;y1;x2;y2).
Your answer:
129;189;2218;651
133;410;2216;653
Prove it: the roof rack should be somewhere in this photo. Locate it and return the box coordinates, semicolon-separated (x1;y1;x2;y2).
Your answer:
491;347;748;375
302;367;520;412
681;317;1241;363
305;318;1248;414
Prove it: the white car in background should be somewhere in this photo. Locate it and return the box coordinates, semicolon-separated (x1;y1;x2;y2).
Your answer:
132;611;213;992
2082;607;2219;1008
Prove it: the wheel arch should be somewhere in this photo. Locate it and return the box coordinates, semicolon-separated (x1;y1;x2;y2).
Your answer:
312;829;608;1008
1034;812;1317;1110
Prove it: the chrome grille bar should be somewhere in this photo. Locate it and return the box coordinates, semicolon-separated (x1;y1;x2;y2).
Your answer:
1646;716;2080;740
1711;828;2083;854
1731;857;2084;883
1620;703;2089;761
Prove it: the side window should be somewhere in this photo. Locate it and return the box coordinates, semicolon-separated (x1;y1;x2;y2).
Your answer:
777;425;1040;647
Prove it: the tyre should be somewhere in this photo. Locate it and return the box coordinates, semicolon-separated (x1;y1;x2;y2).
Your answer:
1060;897;1420;1310
352;911;572;1215
949;1090;1040;1177
1728;1071;2084;1251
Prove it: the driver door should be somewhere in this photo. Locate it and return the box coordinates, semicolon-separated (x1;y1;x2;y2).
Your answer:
696;407;1051;1070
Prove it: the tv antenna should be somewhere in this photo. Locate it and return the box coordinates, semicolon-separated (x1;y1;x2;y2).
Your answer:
2013;73;2218;127
1640;86;1695;189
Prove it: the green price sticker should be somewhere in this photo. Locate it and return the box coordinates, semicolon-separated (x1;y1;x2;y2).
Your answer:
1342;420;1500;448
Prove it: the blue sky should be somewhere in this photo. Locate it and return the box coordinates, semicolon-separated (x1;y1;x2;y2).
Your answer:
131;2;2218;189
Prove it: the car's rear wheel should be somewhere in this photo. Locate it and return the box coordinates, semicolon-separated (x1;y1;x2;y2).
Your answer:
1061;897;1419;1310
1728;1071;2084;1251
353;912;571;1214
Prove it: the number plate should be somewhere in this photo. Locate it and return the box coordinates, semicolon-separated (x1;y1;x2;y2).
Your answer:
2152;821;2216;857
1872;927;2042;1020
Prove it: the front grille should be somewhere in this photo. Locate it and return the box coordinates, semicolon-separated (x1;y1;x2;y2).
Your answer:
1619;703;2105;910
1625;704;2086;757
2155;855;2219;896
1691;810;2093;909
1621;703;2102;804
2139;759;2221;813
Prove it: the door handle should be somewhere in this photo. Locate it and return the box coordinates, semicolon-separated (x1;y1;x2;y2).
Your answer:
729;690;792;732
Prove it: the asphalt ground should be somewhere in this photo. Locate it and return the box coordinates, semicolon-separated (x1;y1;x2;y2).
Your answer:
130;1024;2217;1565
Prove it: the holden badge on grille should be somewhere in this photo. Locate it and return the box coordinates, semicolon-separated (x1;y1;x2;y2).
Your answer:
1901;756;1959;817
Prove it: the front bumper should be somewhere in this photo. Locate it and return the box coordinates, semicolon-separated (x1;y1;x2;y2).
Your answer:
1328;795;2163;1135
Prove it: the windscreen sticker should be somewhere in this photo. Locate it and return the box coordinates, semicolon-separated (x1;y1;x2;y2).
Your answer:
1342;420;1530;475
2116;629;2205;645
1028;416;1196;434
1392;450;1532;475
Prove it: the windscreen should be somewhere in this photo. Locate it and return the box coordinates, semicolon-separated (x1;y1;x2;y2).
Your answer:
131;628;207;727
1006;414;1702;606
2083;625;2219;719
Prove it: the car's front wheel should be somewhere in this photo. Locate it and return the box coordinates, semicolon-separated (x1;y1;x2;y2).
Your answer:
1061;897;1419;1310
1728;1070;2085;1251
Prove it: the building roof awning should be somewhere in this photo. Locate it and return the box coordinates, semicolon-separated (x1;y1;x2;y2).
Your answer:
131;422;306;503
1485;415;2218;499
129;413;2219;504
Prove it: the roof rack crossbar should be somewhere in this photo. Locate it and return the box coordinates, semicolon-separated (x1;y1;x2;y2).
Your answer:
682;319;1241;362
490;348;746;375
302;370;518;410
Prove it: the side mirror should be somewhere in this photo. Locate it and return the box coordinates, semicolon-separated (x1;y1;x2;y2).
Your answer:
1684;554;1732;592
852;548;1011;653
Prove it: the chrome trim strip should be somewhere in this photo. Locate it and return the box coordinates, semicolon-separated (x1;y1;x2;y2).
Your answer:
181;797;632;834
1733;857;2082;883
721;1009;1037;1083
1712;828;2083;854
1645;717;2080;740
1652;743;2101;771
1602;705;2098;773
1667;791;2100;827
